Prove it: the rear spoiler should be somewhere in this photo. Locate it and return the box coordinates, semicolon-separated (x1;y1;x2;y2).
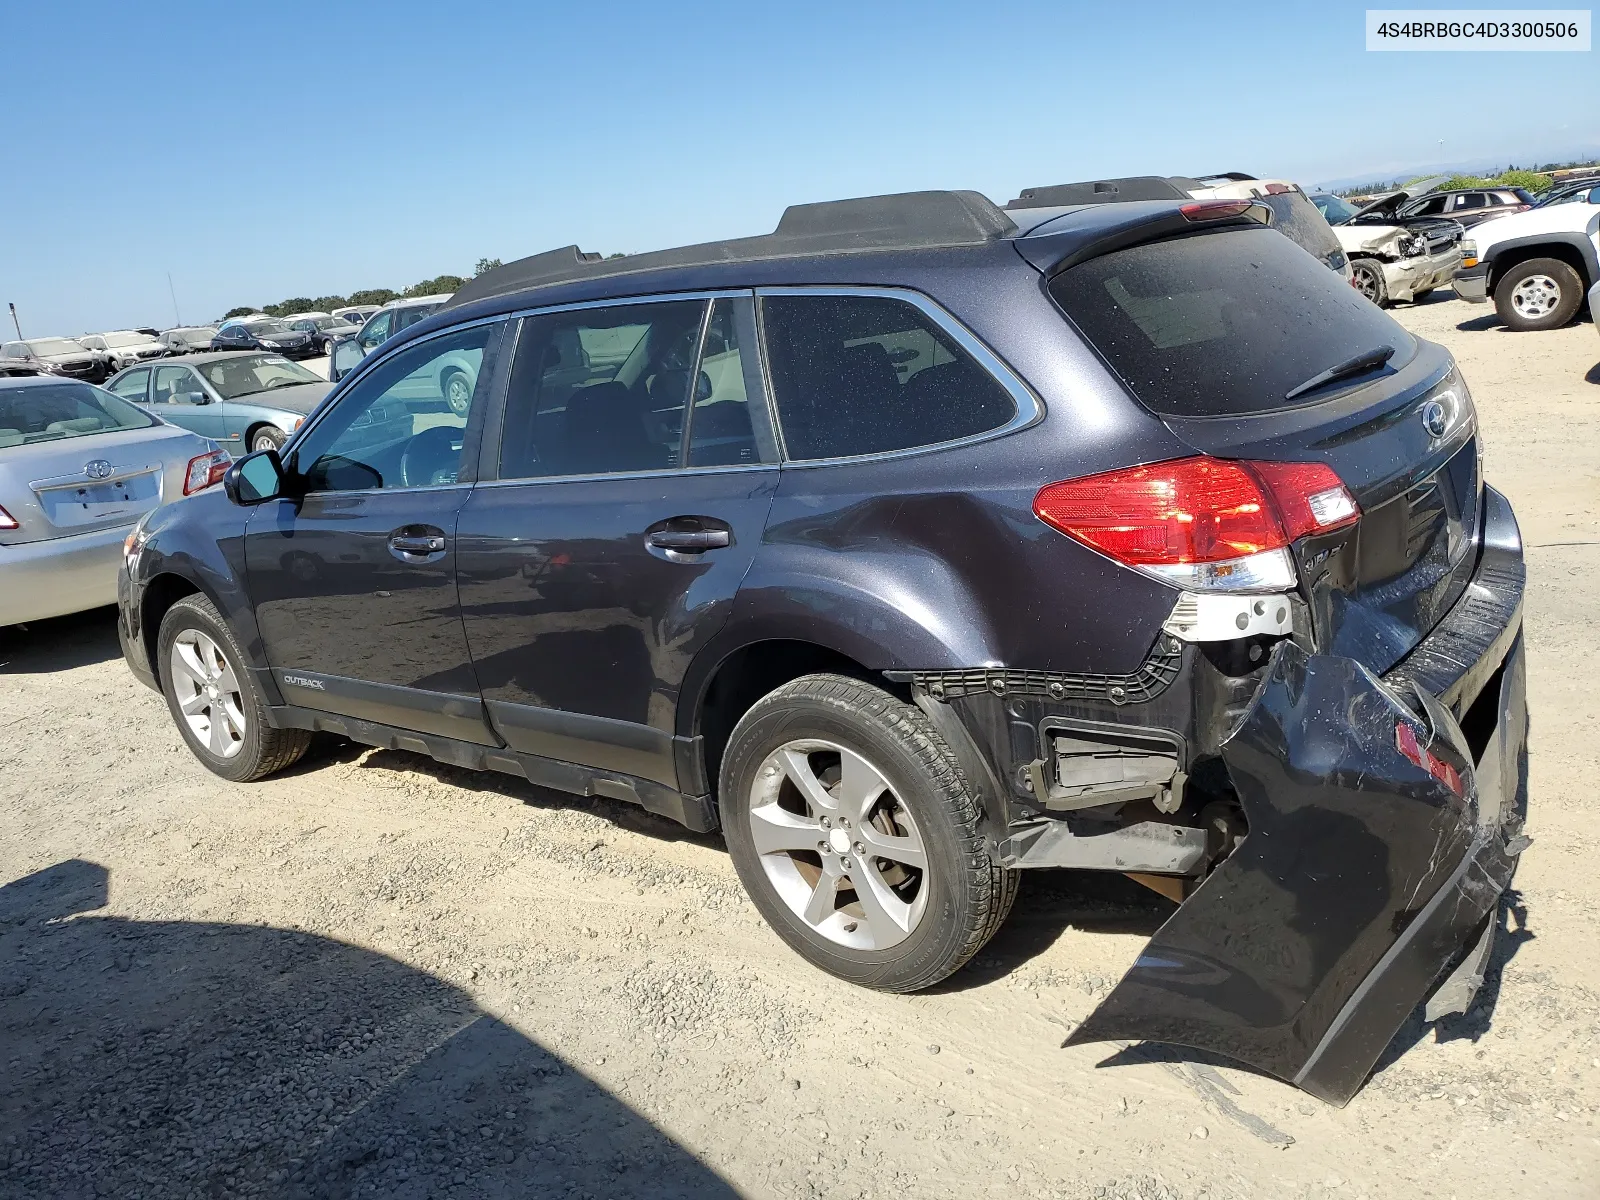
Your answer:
1012;199;1274;276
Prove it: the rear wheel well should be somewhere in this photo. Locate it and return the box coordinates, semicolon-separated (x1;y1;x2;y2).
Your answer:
694;641;909;807
140;573;201;683
1489;243;1592;294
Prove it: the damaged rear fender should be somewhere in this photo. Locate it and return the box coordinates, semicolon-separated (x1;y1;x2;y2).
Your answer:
1065;639;1525;1105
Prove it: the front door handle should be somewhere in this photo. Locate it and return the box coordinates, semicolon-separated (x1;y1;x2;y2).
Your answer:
646;527;731;552
389;532;446;561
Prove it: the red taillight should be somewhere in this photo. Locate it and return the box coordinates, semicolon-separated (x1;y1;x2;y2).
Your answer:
1032;456;1360;589
1180;200;1253;222
1395;719;1464;798
184;449;230;496
0;503;17;531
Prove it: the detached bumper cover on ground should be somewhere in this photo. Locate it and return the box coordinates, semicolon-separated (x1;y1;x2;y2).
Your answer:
1068;487;1527;1106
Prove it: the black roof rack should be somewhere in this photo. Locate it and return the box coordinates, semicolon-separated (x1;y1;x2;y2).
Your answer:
1006;176;1197;209
443;190;1016;310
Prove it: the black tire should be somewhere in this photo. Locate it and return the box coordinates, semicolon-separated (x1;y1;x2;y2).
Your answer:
440;368;471;416
1494;257;1584;331
156;594;311;783
1411;287;1435;301
1350;258;1389;307
720;673;1016;992
249;425;286;454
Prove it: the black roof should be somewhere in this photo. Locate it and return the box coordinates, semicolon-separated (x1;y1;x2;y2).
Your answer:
443;190;1017;311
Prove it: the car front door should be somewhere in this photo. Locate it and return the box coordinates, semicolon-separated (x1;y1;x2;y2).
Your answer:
356;310;392;356
152;364;228;443
243;319;507;740
455;295;777;793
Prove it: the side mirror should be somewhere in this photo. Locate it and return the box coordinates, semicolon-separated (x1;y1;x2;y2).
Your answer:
328;336;364;382
223;449;286;505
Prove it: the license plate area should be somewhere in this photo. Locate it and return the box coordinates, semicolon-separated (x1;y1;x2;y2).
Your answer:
35;470;161;529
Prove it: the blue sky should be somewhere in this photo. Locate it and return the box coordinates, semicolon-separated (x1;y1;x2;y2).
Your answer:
2;0;1594;335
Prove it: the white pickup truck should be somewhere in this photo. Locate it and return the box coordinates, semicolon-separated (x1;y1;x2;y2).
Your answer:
1452;183;1600;331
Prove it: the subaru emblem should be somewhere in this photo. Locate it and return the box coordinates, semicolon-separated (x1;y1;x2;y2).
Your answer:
1419;400;1448;439
84;459;114;480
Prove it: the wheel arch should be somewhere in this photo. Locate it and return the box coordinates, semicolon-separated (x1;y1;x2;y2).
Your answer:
1486;234;1598;295
138;571;205;686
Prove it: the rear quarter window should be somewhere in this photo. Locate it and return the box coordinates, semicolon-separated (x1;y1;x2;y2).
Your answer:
759;294;1017;460
1049;227;1415;418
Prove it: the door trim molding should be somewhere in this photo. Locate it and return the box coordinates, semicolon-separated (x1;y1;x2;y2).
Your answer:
485;700;678;788
273;669;499;747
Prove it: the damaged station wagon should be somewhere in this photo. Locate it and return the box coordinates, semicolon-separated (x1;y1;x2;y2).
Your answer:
118;190;1527;1105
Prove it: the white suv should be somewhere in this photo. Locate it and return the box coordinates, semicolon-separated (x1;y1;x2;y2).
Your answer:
1452;183;1600;331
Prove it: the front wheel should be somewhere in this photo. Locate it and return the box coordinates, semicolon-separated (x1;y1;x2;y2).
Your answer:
1350;258;1390;307
157;594;310;782
250;426;286;454
1494;258;1584;331
720;674;1016;992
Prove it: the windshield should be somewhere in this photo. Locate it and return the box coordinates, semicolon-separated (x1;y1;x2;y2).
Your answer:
0;382;156;446
101;332;149;348
28;338;89;357
312;316;349;330
1311;194;1361;224
196;353;320;399
243;320;293;337
1049;226;1414;418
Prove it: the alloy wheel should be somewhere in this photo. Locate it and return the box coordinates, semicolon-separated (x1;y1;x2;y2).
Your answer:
747;739;929;950
444;373;472;415
169;629;247;759
1510;274;1561;319
1353;265;1381;302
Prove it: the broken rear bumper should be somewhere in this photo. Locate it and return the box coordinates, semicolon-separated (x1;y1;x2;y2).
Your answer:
1066;486;1527;1105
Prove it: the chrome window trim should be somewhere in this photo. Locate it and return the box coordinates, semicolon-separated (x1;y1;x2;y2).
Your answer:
499;288;755;323
475;461;779;490
753;285;1043;468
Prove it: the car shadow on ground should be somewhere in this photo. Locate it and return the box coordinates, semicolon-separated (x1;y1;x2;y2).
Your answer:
1585;362;1600;385
930;871;1172;993
0;606;122;675
1455;312;1502;332
0;859;740;1199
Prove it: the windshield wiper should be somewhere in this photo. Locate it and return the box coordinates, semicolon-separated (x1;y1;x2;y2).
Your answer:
1284;344;1395;402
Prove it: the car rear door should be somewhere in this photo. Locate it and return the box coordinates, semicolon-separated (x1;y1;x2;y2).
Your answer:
243;320;507;740
454;295;776;792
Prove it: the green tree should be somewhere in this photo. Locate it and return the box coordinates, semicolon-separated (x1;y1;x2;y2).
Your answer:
263;298;315;318
347;288;399;307
1492;169;1551;194
1434;174;1491;192
404;275;465;298
473;257;502;277
224;306;258;319
312;294;349;311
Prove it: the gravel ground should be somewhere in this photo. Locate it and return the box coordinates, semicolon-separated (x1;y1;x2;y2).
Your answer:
2;294;1598;1199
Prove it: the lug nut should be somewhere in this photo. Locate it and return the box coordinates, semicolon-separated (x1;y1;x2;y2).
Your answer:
840;856;853;870
854;841;865;855
820;816;831;828
839;818;850;829
817;841;829;853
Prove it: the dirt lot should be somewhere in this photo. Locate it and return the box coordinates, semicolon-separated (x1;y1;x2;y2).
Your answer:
3;297;1599;1200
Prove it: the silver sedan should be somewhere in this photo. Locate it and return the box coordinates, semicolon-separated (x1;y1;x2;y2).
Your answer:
0;375;227;627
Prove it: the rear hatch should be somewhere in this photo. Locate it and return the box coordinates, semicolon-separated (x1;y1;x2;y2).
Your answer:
0;384;189;545
1047;225;1481;673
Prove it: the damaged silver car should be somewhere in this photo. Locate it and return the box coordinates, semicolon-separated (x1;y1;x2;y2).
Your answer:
1312;182;1467;306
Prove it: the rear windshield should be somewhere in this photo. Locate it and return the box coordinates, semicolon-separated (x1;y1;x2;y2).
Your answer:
1259;192;1341;264
0;382;156;446
1049;227;1414;418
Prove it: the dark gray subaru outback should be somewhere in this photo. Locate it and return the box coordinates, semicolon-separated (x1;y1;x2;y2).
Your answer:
118;190;1526;1104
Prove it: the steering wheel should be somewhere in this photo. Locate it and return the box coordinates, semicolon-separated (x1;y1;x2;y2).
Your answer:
400;425;461;488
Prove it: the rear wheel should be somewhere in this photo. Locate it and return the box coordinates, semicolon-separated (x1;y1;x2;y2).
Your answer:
1494;258;1583;331
157;594;310;782
720;674;1015;992
1350;258;1389;307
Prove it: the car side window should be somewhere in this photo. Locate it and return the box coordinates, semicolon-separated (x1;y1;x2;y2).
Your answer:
358;310;391;350
295;321;501;494
152;365;202;404
498;300;706;479
685;298;771;467
110;368;151;402
1455;193;1487;210
759;293;1018;461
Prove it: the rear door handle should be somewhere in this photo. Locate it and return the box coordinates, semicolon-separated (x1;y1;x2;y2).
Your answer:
647;528;731;551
